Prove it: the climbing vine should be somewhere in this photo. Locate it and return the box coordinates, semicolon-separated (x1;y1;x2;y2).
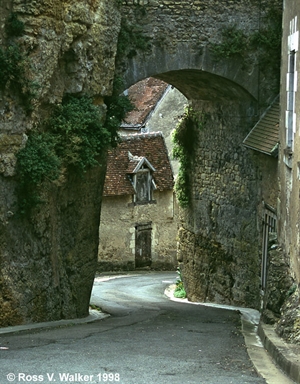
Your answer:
172;106;205;208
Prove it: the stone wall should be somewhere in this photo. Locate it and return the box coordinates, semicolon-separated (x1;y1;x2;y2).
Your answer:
145;85;187;177
117;0;281;312
121;0;265;50
119;0;281;107
0;0;120;325
177;100;266;309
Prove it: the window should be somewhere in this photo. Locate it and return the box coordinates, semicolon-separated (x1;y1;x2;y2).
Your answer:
135;168;152;203
285;17;299;154
128;156;156;204
286;49;296;149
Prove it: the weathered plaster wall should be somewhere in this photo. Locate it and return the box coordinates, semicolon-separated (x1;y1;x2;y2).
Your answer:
98;190;178;271
0;0;120;325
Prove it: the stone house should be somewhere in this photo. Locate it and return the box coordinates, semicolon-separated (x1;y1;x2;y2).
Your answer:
121;77;187;176
279;1;300;288
273;0;300;343
98;132;178;271
243;0;300;341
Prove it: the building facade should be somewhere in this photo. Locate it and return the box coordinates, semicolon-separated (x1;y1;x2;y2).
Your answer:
98;133;178;271
275;0;300;343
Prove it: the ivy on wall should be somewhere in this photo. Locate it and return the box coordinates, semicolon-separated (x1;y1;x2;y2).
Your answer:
172;106;205;208
16;92;133;215
211;25;247;59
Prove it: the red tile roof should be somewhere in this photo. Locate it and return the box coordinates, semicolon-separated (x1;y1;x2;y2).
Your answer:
123;78;168;126
103;132;174;196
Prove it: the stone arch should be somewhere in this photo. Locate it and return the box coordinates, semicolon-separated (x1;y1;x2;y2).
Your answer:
116;48;264;308
122;45;258;102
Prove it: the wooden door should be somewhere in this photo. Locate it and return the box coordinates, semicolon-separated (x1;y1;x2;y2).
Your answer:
135;224;152;268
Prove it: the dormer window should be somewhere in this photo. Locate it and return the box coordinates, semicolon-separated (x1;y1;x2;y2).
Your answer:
127;151;156;205
135;168;152;203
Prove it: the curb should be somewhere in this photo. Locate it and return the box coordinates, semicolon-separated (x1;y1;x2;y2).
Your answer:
258;322;300;384
0;309;109;336
164;285;299;384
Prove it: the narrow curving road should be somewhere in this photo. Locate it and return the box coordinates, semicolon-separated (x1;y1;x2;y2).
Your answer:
0;272;267;384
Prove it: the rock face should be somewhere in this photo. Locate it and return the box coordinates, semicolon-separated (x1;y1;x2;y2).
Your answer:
0;0;120;325
0;163;106;325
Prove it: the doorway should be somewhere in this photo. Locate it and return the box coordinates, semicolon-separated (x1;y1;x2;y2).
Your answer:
135;222;152;268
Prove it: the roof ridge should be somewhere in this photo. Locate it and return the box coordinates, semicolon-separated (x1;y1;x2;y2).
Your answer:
121;132;163;141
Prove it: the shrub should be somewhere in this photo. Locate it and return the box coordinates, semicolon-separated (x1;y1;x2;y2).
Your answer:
211;25;247;59
16;92;133;215
46;95;113;170
174;268;187;299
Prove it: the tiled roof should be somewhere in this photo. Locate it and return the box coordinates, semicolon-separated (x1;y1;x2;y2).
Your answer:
243;99;279;156
122;78;168;127
103;132;174;196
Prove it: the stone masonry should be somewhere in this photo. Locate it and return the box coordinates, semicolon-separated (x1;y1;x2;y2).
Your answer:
0;0;284;325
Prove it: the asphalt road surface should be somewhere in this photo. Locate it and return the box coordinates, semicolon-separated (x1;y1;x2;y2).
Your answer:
0;271;266;384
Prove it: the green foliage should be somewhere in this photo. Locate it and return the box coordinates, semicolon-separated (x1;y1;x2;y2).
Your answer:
105;77;134;144
16;97;105;214
0;14;37;112
46;95;113;170
117;19;151;60
0;43;37;113
211;7;282;82
0;44;24;88
287;284;297;298
174;267;186;299
5;13;25;37
16;133;61;215
250;7;282;76
211;25;247;59
16;91;133;215
17;133;61;186
172;106;204;208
